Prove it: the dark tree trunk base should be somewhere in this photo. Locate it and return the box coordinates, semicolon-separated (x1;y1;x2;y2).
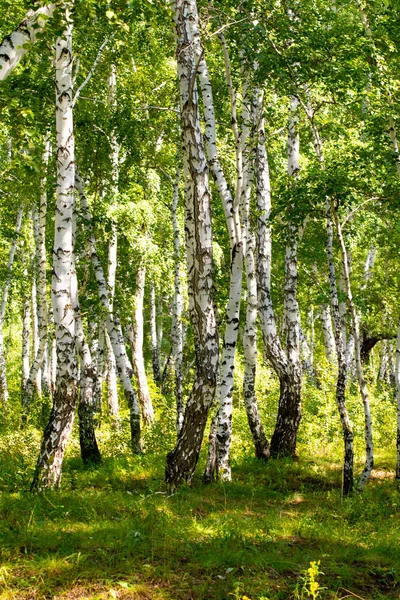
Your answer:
270;373;301;458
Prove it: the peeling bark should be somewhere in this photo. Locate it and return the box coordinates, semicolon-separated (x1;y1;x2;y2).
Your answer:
75;172;141;452
0;4;56;81
165;0;219;489
170;162;184;434
332;203;373;491
31;6;78;491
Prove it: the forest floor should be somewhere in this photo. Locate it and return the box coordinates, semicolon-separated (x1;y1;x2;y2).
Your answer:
0;436;399;600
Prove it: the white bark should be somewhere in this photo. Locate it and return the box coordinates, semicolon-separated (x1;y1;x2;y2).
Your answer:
0;4;56;81
23;136;51;412
332;204;373;491
240;82;269;466
326;206;354;495
0;206;23;406
106;229;119;418
150;281;162;384
171;161;184;434
22;293;31;392
75;171;141;451
131;266;154;425
395;322;400;478
320;304;336;362
269;97;302;458
106;63;119;419
32;6;78;491
71;236;101;464
187;8;247;480
305;99;354;493
166;0;219;488
30;267;41;396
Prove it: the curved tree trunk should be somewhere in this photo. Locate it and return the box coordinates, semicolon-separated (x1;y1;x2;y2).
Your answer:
165;0;219;489
305;99;354;495
326;207;354;495
75;171;141;452
332;204;374;491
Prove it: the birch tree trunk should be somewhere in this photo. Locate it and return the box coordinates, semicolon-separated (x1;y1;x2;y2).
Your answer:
269;97;302;458
240;84;269;465
0;4;56;81
31;261;42;396
0;206;23;407
326;208;354;495
131;266;154;425
71;253;101;464
166;0;219;489
21;292;31;393
22;139;51;415
150;281;162;385
332;203;373;491
75;171;141;452
106;230;119;419
189;9;261;479
171;162;184;434
31;5;78;491
305;100;354;494
106;63;119;420
395;322;400;479
320;304;336;362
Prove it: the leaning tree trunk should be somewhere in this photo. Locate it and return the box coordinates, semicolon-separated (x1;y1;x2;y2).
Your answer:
0;206;23;407
165;0;219;489
332;204;374;491
326;207;354;496
75;171;141;452
31;5;78;492
131;266;154;425
305;100;354;494
0;4;56;81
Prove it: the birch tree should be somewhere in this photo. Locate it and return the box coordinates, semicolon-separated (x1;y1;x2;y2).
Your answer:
0;207;23;407
165;0;219;489
0;4;55;81
31;3;78;491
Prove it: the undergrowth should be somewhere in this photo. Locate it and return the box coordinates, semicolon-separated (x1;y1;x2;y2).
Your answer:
0;369;398;599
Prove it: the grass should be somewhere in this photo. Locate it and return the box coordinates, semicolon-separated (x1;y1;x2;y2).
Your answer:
0;367;399;599
0;440;399;600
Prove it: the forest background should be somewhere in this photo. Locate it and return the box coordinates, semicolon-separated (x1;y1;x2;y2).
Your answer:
0;0;400;598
